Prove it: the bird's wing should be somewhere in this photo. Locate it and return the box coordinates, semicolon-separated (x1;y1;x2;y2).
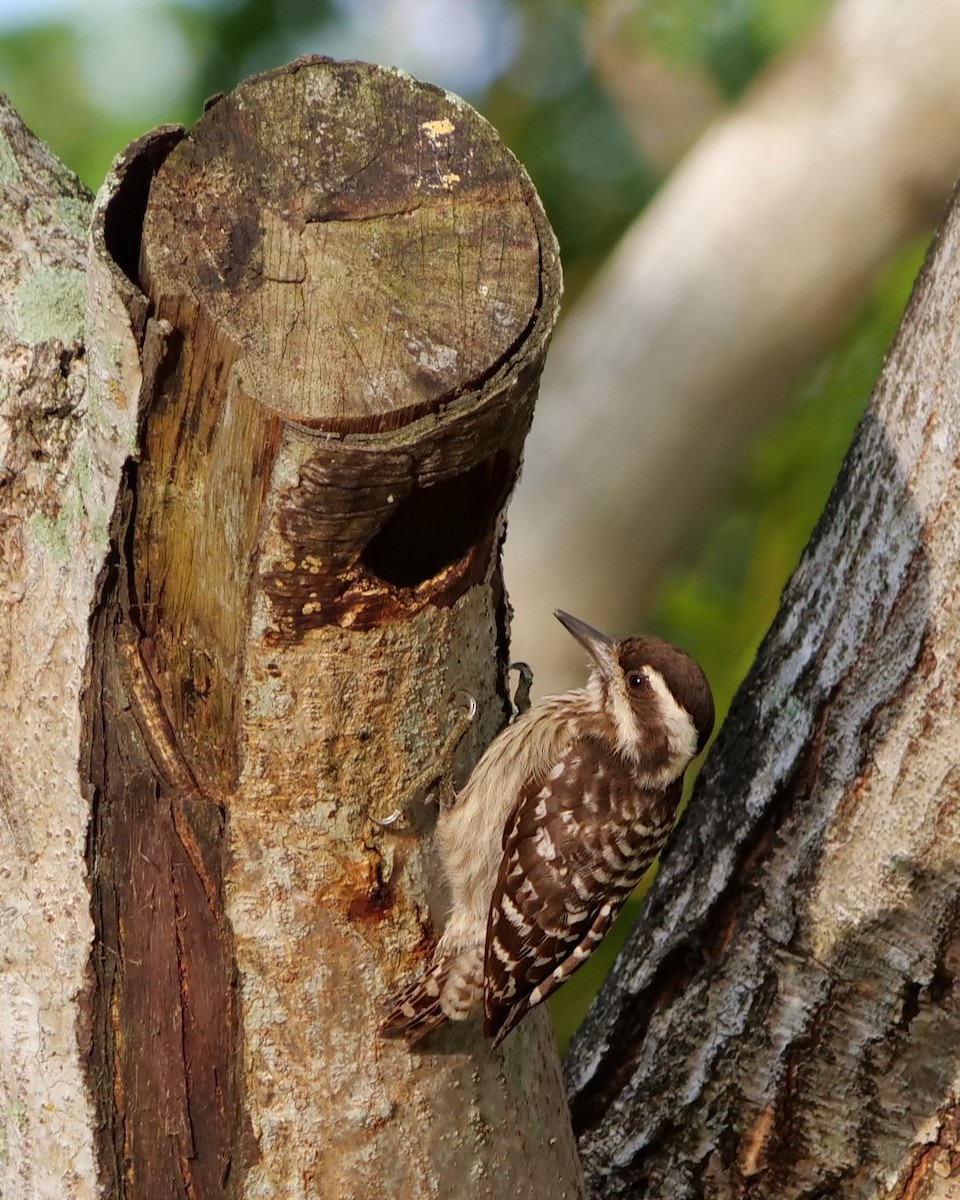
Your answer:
483;744;680;1045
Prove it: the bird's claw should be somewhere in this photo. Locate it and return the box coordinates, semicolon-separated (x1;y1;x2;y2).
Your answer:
509;661;533;716
372;688;477;828
371;809;402;829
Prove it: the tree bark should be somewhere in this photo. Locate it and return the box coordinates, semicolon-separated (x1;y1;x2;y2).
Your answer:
0;93;101;1200
2;59;582;1198
505;0;960;695
564;175;960;1197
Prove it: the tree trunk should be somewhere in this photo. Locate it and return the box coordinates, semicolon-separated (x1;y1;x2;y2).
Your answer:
0;89;99;1200
564;177;960;1197
3;59;582;1198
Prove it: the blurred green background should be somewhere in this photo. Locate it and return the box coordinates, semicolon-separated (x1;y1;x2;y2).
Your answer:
0;0;928;1050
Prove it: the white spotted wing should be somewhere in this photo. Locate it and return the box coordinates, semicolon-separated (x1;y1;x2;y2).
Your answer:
482;737;682;1045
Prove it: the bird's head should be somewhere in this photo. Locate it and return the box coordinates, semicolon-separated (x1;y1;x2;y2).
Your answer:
555;609;714;779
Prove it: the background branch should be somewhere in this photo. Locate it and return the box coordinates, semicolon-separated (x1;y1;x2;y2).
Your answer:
506;0;960;693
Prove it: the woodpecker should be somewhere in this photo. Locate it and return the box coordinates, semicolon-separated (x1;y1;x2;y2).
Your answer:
381;609;714;1047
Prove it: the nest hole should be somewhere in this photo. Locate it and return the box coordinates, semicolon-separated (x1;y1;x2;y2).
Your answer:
362;453;513;588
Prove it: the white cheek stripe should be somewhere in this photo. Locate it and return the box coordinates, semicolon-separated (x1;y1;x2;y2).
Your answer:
643;666;698;769
605;664;698;774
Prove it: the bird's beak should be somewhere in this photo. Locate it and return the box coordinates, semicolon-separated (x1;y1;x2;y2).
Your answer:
554;610;617;680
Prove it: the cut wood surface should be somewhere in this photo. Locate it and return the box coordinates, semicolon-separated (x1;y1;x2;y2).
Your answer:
564;177;960;1198
82;58;578;1199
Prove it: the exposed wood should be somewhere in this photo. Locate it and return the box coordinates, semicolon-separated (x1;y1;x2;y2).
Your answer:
505;0;960;695
83;58;578;1198
564;174;960;1198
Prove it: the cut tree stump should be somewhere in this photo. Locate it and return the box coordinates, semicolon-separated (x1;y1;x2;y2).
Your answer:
81;57;575;1198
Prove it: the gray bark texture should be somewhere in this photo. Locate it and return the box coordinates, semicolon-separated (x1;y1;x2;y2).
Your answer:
564;176;960;1198
1;59;584;1199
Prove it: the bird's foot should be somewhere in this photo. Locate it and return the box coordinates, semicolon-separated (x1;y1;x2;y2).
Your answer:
372;690;477;827
509;661;533;717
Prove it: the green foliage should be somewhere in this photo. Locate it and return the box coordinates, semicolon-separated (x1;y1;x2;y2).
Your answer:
0;0;827;284
0;25;109;188
485;69;656;296
619;0;831;96
0;14;203;190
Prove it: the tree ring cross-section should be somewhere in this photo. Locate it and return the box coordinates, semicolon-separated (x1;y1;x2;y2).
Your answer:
140;56;544;432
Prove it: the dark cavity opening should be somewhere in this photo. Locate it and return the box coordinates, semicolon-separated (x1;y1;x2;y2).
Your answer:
362;453;514;588
103;128;183;288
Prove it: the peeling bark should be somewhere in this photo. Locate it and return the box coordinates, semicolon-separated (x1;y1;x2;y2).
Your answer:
0;58;583;1200
564;176;960;1198
17;40;960;1200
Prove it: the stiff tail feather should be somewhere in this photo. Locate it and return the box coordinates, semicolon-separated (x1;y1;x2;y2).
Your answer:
380;946;483;1044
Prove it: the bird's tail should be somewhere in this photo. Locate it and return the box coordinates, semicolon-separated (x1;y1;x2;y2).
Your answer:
380;946;483;1045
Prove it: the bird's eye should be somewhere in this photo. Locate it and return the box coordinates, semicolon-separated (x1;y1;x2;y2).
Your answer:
627;671;648;691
